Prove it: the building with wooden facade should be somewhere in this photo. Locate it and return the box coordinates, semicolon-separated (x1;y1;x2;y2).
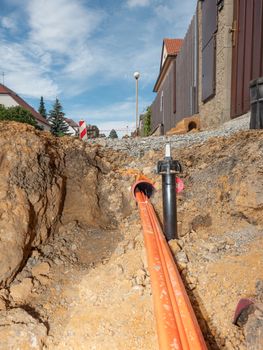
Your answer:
151;0;263;134
151;39;183;134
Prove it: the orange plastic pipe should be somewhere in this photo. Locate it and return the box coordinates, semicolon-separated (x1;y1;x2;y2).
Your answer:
146;199;190;349
146;195;207;350
136;191;183;350
134;184;207;350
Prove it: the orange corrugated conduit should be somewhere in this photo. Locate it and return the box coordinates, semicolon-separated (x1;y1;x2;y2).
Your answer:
133;178;207;350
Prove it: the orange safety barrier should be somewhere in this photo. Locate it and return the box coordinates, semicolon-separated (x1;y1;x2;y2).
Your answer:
134;183;207;350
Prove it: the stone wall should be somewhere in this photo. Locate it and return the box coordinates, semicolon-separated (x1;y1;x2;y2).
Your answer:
198;0;234;128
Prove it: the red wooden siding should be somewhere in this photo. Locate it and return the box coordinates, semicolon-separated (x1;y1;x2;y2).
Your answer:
175;13;199;123
151;62;177;133
202;37;216;102
202;0;217;48
151;12;199;134
231;0;263;118
201;0;218;101
173;60;176;114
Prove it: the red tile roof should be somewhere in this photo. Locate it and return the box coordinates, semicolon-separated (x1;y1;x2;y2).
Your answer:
0;84;50;127
163;38;183;55
154;38;183;92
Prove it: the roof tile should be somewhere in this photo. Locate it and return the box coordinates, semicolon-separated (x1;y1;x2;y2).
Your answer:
164;38;183;55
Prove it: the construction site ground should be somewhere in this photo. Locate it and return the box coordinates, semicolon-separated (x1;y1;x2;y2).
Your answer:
0;117;262;349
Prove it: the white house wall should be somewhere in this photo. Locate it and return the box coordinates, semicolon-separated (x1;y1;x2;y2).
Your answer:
0;94;19;107
161;46;168;67
67;125;78;136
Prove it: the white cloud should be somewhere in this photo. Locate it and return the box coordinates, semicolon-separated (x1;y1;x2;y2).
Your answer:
154;1;196;29
20;0;105;96
1;16;17;31
63;46;95;78
0;0;196;117
0;0;105;99
0;41;59;98
27;0;104;54
127;0;151;8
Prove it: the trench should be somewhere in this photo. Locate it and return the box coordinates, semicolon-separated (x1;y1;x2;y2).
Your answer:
28;224;122;348
1;127;263;349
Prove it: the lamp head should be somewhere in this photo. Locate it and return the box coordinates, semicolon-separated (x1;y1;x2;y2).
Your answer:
133;71;140;80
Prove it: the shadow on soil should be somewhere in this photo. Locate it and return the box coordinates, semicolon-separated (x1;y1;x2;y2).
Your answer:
180;272;222;350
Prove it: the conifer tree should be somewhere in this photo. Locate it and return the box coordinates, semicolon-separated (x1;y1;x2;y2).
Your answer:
38;96;47;119
109;129;118;139
48;98;70;137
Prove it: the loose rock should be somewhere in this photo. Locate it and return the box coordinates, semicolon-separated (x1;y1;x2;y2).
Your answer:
0;308;47;350
10;278;33;303
32;262;50;277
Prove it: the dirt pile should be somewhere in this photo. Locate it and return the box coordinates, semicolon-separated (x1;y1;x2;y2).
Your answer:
0;122;64;287
0;121;262;349
0;308;47;349
143;130;263;349
0;122;134;288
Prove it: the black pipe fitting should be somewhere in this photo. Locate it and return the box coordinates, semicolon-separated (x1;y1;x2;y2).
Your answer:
157;151;182;241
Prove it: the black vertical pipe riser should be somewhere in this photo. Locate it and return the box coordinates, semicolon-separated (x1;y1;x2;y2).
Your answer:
157;157;182;242
162;174;177;241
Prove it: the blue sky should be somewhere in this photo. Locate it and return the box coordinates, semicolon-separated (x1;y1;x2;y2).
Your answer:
0;0;196;135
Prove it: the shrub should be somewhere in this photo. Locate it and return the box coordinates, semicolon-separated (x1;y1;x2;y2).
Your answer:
0;104;37;127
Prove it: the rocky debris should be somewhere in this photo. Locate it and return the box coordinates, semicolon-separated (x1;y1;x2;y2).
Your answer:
0;296;7;311
175;251;189;269
91;113;250;157
38;222;121;270
0;122;132;287
0;123;64;286
0;308;47;350
256;280;263;302
32;262;50;278
180;225;263;264
168;239;182;254
244;305;263;350
232;281;263;349
10;278;34;303
43;217;157;350
0;289;9;311
0;119;262;349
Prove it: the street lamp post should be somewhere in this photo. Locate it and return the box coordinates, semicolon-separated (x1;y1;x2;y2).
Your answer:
134;71;140;136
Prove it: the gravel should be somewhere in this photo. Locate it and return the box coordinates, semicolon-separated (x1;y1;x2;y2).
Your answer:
90;114;250;157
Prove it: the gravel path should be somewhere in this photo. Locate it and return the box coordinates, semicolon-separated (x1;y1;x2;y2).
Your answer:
91;114;250;157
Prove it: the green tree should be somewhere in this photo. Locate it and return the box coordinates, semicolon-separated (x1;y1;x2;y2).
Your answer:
143;107;151;137
48;98;70;137
93;125;100;138
0;104;37;127
109;129;118;139
87;124;100;138
38;96;47;119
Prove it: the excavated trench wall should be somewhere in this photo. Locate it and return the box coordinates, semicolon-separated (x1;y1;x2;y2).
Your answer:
0;122;132;287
